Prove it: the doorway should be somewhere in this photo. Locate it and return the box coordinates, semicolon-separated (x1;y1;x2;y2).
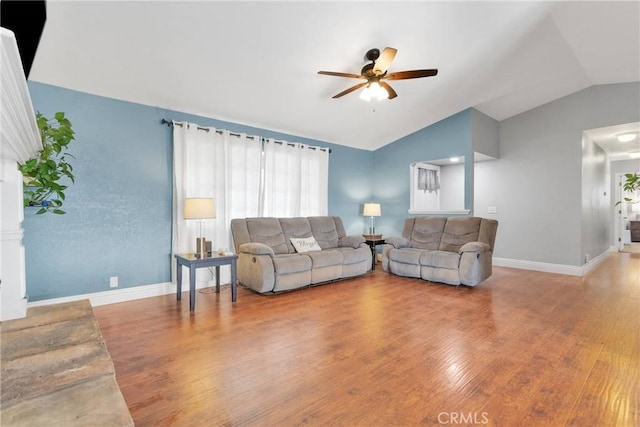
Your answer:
615;172;640;253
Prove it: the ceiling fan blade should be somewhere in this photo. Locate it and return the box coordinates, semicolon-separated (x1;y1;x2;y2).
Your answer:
318;71;366;79
332;82;368;98
380;81;397;99
385;69;438;80
373;47;397;75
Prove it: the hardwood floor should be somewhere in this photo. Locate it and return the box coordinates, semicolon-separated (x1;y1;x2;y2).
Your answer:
94;253;640;426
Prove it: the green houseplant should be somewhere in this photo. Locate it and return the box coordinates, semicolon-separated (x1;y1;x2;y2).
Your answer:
19;112;77;214
616;172;640;206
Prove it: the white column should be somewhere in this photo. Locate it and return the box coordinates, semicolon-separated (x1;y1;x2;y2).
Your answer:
0;158;28;320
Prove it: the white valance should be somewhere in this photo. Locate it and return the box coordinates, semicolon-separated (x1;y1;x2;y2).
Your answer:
1;27;42;165
418;167;440;193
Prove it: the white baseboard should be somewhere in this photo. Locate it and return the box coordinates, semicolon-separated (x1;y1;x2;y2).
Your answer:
581;246;616;276
27;280;217;308
29;249;617;309
494;247;613;277
493;257;583;276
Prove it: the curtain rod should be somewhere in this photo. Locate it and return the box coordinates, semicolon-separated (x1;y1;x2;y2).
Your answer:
160;118;331;153
161;118;256;140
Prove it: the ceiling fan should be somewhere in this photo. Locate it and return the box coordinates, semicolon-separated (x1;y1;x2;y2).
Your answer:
318;47;438;101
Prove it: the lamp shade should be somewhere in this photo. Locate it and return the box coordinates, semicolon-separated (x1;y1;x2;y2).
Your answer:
183;198;216;219
363;203;381;217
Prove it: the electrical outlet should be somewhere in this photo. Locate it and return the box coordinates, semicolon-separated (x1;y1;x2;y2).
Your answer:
109;276;118;288
488;207;497;214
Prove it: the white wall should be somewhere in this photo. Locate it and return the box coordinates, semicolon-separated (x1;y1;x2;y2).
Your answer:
472;109;500;158
474;82;640;267
440;163;465;211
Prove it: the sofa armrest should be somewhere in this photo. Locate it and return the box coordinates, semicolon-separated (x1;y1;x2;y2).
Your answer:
459;242;491;254
339;235;366;249
239;242;275;256
385;236;410;249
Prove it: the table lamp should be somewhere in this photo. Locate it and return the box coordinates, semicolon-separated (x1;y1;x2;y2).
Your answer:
183;197;216;258
363;203;381;236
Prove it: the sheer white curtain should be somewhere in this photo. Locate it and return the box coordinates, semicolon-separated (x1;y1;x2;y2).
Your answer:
262;139;328;217
299;144;329;216
172;124;328;284
172;122;262;284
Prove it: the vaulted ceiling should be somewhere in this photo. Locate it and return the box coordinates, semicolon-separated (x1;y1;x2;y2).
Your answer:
29;1;640;151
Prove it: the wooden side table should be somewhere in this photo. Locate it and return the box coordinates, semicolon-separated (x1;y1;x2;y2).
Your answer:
363;236;385;270
175;253;238;311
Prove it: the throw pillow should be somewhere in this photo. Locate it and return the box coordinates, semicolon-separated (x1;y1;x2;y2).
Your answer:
290;236;321;253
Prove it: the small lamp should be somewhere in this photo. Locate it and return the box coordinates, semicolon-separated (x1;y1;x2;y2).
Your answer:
184;198;216;258
363;203;381;236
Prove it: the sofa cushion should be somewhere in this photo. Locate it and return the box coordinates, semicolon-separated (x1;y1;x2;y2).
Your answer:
459;242;491;254
439;217;481;252
246;218;288;254
331;247;370;265
338;235;365;249
239;242;274;256
280;217;313;253
272;254;312;274
309;217;339;249
478;218;499;251
420;250;460;270
306;250;343;268
386;236;410;249
290;236;321;253
401;217;415;240
389;260;421;278
388;248;424;265
421;266;460;286
410;217;447;250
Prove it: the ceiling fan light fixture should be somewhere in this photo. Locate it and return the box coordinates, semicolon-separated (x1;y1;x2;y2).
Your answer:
360;81;388;102
617;132;639;142
359;85;372;101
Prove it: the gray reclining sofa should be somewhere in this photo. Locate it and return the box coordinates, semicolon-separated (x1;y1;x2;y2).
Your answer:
382;216;498;286
231;216;371;293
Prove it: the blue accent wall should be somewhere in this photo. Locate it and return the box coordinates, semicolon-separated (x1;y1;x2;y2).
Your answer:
25;82;372;301
372;109;473;236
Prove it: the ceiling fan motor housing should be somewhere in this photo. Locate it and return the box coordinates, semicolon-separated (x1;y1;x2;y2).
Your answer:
361;62;379;78
365;48;380;61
